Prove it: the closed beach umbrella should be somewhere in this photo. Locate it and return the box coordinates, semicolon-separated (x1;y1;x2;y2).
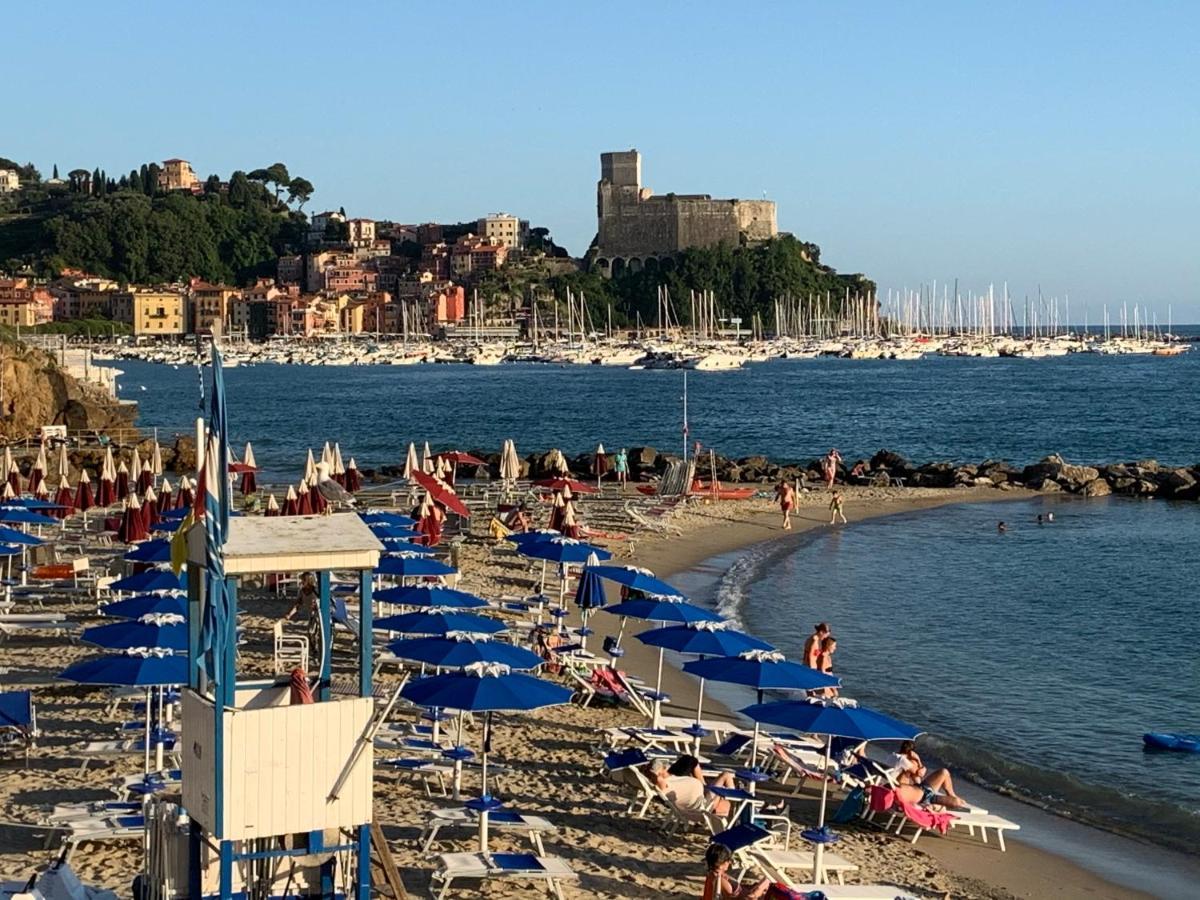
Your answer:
297;481;314;516
282;485;299;516
74;468;94;512
176;475;193;509
109;568;186;594
101;592;188;619
422;441;434;474
151;441;163;480
414;494;444;547
332;443;346;486
265;493;280;516
32;478;50;500
1;482;14;503
375;555;457;579
401;662;573;842
306;476;326;514
130;448;143;491
143;486;160;530
239;442;257;495
374;609;505;636
138;459;154;494
27;445;47;494
561;501;581;539
304;448;316;483
119;495;148;543
116;460;130;501
403;443;419;480
2;448;10;487
345;458;362;493
685;651;841;758
6;460;20;496
157;478;173;514
545;448;569;476
321;441;334;468
499;439;521;488
53;476;73;519
375;584;485;609
56;443;70;481
594;443;609;483
742;696;922;881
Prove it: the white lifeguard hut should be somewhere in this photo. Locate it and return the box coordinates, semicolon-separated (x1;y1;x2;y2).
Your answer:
178;513;382;898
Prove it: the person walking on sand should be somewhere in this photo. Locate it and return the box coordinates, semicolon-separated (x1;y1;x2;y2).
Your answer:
803;622;830;668
829;489;847;525
774;479;796;530
613;448;629;489
822;448;842;488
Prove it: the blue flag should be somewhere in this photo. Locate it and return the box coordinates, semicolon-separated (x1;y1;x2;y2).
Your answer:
200;344;232;681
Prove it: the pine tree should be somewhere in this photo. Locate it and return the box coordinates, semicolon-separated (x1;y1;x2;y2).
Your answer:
92;167;102;196
52;164;59;179
129;169;142;193
139;164;150;195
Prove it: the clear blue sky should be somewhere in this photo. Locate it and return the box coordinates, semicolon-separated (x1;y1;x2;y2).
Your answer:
6;1;1198;317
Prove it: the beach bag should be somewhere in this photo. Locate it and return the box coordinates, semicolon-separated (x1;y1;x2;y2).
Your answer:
831;786;865;823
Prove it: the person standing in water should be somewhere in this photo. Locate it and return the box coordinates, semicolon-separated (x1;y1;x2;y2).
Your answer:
803;623;830;668
774;479;796;530
829;489;847;525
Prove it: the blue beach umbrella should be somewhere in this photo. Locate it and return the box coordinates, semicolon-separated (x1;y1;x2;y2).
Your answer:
4;498;64;510
158;507;190;520
0;525;44;546
152;518;184;533
585;564;685;599
683;651;841;759
602;596;720;625
373;610;505;636
401;661;573;847
375;555;457;578
505;529;561;547
573;565;607;611
81;621;189;653
369;524;423;540
386;635;544;671
742;696;923;877
100;593;188;620
360;512;418;527
375;585;486;609
383;542;436;556
109;569;186;594
517;537;612;564
125;539;171;563
0;507;59;526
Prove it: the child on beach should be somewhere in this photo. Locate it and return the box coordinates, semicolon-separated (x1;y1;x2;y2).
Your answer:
774;479;795;530
702;843;770;899
828;490;846;525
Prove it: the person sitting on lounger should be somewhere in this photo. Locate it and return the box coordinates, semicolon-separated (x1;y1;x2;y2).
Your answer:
702;843;770;900
651;754;739;818
891;740;967;809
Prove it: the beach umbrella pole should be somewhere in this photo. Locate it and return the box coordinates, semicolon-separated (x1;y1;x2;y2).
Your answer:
155;688;166;771
813;736;833;884
452;712;465;800
652;647;665;728
691;678;707;754
143;687;152;774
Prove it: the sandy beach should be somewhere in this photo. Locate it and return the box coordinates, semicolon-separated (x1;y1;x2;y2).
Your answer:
0;483;1187;898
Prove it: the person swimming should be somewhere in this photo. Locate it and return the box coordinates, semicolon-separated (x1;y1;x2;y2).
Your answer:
998;521;1007;533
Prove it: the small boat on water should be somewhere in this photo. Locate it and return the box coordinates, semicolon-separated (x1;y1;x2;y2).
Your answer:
1143;732;1200;752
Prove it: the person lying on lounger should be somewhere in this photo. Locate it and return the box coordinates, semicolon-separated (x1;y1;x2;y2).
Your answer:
650;754;738;818
702;843;769;900
891;740;967;809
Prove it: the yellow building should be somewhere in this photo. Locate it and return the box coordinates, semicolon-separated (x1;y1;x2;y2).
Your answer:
476;213;522;249
112;289;186;335
159;158;200;192
189;280;238;335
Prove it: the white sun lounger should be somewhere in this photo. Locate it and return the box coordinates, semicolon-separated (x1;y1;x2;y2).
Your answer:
420;808;557;854
378;757;453;797
49;800;143;824
749;847;860;886
604;725;696;752
775;885;920;900
897;808;1020;851
432;852;578;900
60;815;145;860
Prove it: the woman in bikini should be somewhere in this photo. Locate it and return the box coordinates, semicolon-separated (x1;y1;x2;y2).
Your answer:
774;479;795;530
816;635;839;697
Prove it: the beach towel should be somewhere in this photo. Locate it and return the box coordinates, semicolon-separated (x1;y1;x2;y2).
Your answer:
897;798;955;834
869;784;896;813
591;666;630;700
832;786;866;823
289;668;314;705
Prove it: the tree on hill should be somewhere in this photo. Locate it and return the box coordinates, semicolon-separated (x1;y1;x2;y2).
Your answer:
286;177;313;210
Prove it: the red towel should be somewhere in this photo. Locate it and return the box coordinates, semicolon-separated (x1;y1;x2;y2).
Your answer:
869;784;896;813
898;798;956;834
289;668;314;705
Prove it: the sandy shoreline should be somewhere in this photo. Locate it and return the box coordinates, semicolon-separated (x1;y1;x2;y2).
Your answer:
1;483;1192;898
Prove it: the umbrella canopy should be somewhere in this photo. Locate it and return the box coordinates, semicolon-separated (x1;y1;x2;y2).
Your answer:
321;441;334;467
119;495;149;543
499;439;521;483
543;448;570;476
403;443;420;480
239;441;258;495
361;511;419;527
382;542;436;556
152;441;163;476
304;448;316;483
0;507;59;526
138;460;154;494
109;569;186;594
115;460;130;501
387;635;543;671
74;468;94;512
6;461;20;496
296;481;314;516
741;696;921;742
438;451;486;467
585;565;685;599
57;443;70;480
601;596;721;624
401;662;572;712
31;478;50;500
27;445;47;493
157;478;173;514
282;485;299;516
421;441;434;474
81;620;188;653
375;584;485;609
506;529;561;547
683;651;840;693
59;650;187;686
0;525;43;546
143;486;159;530
534;478;596;494
374;555;457;578
125;538;171;563
374;610;505;636
638;622;774;657
517;536;612;564
345;457;362;493
130;448;143;489
369;524;423;540
177;475;194;509
100;593;187;619
410;471;471;518
594;443;609;478
53;476;74;518
573;563;608;610
265;493;280;516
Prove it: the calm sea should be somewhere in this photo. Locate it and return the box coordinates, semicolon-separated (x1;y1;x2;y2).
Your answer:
103;351;1200;853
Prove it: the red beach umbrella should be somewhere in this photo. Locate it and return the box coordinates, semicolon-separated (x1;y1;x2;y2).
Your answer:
534;478;597;495
307;477;326;514
178;476;194;509
138;460;154;494
236;442;258;495
7;460;20;496
265;493;281;517
332;444;346;486
594;444;609;482
74;469;94;512
282;485;299;516
410;470;471;518
32;477;50;500
548;492;566;532
118;495;149;543
561;500;581;539
115;461;130;501
345;458;362;493
157;478;174;514
27;446;47;494
296;481;314;516
143;487;160;530
53;477;74;519
414;493;445;547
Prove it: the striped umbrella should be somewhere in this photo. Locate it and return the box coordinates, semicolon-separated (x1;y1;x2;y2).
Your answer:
115;460;130;501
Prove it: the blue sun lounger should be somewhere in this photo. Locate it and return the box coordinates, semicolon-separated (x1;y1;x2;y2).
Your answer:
432;852;578;900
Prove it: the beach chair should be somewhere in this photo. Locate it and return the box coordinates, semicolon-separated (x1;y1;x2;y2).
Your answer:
272;620;309;674
0;689;38;766
332;597;361;643
431;852;578;900
602;747;667;818
712;822;859;887
378;757;453;797
419;808;558;854
60;815;146;860
768;885;922;900
0;614;78;643
893;798;1020;851
605;724;697;753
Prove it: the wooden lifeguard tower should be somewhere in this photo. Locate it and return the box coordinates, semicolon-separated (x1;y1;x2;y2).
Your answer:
180;513;382;898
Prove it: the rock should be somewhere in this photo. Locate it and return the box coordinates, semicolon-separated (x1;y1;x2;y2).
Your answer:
972;476;995;487
171;436;197;472
1082;478;1112;497
1057;463;1100;489
1159;468;1197;497
629;447;658;468
1134;458;1160;473
1029;477;1062;493
870;449;910;472
1110;476;1138;494
869;471;892;487
1022;454;1066;483
912;462;955;488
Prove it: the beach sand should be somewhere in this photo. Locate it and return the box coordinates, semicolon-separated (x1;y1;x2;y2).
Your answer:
0;484;1162;898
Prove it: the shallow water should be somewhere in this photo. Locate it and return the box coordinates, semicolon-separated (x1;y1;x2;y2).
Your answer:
672;495;1200;854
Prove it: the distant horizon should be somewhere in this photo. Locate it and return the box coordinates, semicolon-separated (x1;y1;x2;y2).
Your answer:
4;1;1196;314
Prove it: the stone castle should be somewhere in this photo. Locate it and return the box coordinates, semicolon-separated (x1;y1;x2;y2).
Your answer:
590;150;777;277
